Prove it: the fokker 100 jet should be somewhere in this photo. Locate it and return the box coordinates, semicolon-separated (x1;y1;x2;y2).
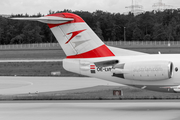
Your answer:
12;12;180;93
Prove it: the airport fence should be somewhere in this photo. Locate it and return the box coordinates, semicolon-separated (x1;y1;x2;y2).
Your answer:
0;41;180;50
0;43;61;50
104;41;180;48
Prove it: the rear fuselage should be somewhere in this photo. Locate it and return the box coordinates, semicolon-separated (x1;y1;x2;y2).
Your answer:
63;54;180;92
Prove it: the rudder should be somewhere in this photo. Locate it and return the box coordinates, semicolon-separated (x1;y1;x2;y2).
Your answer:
12;13;115;59
46;13;115;59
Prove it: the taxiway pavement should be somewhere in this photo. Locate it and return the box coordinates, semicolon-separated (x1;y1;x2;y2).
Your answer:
0;77;120;95
0;59;62;62
0;100;179;120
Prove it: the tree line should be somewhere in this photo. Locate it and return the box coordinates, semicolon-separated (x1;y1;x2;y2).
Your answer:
0;9;180;44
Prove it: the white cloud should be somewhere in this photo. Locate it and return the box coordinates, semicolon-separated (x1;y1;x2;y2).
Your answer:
0;0;10;6
0;0;180;15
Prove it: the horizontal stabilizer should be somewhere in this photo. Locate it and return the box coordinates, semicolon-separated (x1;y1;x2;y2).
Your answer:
11;16;74;24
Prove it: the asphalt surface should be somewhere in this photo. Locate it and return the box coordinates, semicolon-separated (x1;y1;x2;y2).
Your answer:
0;76;119;95
0;100;179;120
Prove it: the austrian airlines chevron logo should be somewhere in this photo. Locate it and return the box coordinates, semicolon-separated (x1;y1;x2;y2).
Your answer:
65;29;86;44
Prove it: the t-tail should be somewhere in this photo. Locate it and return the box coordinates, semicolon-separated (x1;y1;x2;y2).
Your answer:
12;13;115;59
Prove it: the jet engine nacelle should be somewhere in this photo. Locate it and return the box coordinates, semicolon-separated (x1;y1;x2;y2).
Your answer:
113;61;173;81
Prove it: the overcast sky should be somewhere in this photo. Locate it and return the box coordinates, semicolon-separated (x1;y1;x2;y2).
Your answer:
1;0;180;15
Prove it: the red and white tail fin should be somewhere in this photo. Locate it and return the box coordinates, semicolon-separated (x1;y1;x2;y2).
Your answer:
12;13;115;59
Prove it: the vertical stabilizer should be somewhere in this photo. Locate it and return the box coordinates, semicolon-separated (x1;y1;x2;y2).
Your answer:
12;13;115;59
46;13;115;59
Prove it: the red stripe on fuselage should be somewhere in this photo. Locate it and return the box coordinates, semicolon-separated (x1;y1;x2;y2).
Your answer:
66;44;115;59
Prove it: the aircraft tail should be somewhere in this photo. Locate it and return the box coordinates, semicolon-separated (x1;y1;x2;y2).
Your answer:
12;13;115;59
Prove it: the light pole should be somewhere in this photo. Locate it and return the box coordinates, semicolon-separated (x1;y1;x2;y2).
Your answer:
116;25;126;41
124;27;126;41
